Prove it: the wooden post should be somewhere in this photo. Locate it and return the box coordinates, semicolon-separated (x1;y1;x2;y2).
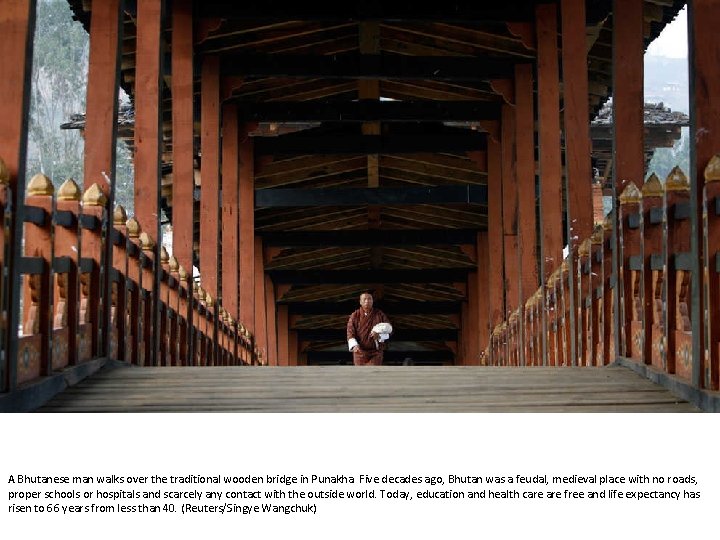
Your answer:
277;305;289;366
134;0;164;365
618;183;642;360
641;176;665;369
265;275;278;366
254;237;268;364
561;0;594;365
536;2;563;366
703;155;720;390
222;103;240;320
125;219;142;365
487;138;505;361
0;0;36;391
515;63;537;365
477;232;490;360
239;129;255;333
54;179;82;368
501;105;520;324
172;0;195;274
689;0;720;390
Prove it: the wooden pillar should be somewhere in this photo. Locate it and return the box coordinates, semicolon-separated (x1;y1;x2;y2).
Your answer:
239;129;255;333
0;0;36;391
221;103;239;320
487;138;505;346
277;304;289;366
501;104;519;321
83;0;122;194
641;177;665;370
254;238;268;364
172;0;195;274
477;232;490;360
536;2;563;365
561;0;593;365
515;63;537;365
134;0;163;365
265;275;278;366
689;0;720;390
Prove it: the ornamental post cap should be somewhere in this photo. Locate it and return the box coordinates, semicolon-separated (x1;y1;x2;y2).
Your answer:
27;173;54;197
665;166;690;192
641;173;664;198
57;178;81;201
704;154;720;183
619;181;641;204
126;218;141;238
82;183;107;207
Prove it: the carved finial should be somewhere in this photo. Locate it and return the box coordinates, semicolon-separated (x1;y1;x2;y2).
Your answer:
665;166;690;192
205;292;214;307
0;157;10;185
160;246;169;264
139;231;155;251
591;224;604;244
169;256;179;272
57;178;81;201
113;205;127;225
642;173;664;197
82;183;108;207
178;265;188;281
578;238;592;257
602;213;613;232
126;217;140;238
619;181;641;204
704;154;720;183
27;173;54;196
198;286;205;301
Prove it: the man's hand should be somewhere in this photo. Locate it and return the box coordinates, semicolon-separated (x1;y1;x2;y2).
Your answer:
351;345;359;352
370;331;379;340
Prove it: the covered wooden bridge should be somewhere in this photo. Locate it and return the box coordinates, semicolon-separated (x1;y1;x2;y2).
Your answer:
0;0;719;412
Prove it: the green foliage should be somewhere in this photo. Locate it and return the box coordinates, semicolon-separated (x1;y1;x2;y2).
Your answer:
26;0;134;213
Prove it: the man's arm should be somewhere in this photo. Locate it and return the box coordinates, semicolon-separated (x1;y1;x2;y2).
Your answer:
347;312;358;351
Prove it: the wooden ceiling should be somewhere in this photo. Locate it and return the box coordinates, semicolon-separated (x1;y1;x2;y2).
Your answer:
68;0;685;364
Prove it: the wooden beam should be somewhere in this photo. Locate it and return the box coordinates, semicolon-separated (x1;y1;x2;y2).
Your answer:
284;301;461;315
536;2;563;366
487;138;505;334
268;268;471;284
260;229;480;247
199;2;540;22
689;0;720;390
134;0;163;366
477;232;490;354
265;274;278;365
239;129;255;333
200;56;221;299
83;0;122;194
0;0;36;391
255;185;487;207
501;104;519;317
220;53;521;80
234;100;502;123
171;0;195;273
221;103;239;318
254;130;488;156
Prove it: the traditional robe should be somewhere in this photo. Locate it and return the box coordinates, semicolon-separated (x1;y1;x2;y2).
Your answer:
346;308;391;365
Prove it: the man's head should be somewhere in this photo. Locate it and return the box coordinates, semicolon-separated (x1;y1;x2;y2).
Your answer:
359;292;374;312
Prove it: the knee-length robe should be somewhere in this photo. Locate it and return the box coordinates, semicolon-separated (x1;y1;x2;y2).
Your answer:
346;308;391;365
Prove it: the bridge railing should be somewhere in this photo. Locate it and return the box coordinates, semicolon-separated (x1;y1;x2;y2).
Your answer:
1;167;259;393
487;157;720;394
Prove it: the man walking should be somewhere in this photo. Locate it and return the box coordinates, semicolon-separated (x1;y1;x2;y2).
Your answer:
346;292;392;365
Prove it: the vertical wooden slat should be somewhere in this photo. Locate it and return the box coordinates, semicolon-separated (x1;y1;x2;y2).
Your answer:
265;275;278;366
254;237;268;364
689;0;720;390
0;0;36;391
239;130;255;333
171;0;195;274
277;304;289;366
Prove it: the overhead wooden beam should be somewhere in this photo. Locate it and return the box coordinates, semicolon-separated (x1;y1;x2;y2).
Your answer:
198;1;608;23
283;301;462;315
255;185;487;208
254;131;488;155
260;229;480;247
220;54;522;80
268;268;471;284
296;329;458;342
234;100;502;123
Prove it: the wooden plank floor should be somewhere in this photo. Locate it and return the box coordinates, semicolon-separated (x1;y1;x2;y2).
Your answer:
38;365;699;412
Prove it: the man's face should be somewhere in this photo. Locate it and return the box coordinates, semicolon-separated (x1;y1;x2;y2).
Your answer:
360;293;373;311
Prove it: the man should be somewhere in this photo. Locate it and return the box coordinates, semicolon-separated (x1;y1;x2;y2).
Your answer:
346;292;392;365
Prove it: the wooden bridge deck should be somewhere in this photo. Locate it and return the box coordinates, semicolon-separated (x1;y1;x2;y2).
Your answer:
38;365;698;412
